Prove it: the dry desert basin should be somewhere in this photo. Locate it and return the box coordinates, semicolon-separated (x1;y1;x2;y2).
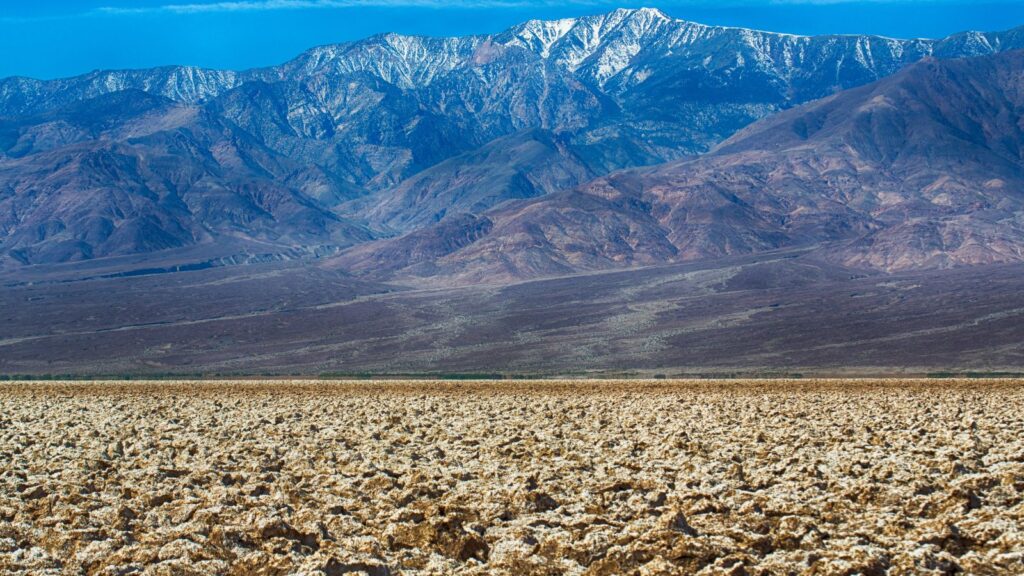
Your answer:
1;379;1023;575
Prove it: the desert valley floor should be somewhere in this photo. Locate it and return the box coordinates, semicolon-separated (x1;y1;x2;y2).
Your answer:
3;251;1024;377
2;379;1022;575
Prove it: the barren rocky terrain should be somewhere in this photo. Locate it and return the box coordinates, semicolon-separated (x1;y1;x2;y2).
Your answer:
2;380;1022;575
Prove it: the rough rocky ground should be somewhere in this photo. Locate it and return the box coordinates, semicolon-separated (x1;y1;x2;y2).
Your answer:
1;380;1022;575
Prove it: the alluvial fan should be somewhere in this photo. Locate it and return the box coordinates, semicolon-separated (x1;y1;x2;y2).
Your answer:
1;380;1022;574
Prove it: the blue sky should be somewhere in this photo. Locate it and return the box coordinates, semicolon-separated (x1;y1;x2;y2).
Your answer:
2;1;1023;79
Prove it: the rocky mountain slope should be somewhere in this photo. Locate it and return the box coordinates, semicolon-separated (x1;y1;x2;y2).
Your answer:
1;8;1023;267
0;90;370;264
336;50;1024;282
355;129;597;232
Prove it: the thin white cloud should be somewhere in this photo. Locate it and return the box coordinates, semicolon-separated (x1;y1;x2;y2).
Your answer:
101;0;1024;16
4;0;1013;22
95;0;554;15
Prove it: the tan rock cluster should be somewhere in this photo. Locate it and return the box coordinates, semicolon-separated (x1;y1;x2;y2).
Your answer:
1;380;1022;575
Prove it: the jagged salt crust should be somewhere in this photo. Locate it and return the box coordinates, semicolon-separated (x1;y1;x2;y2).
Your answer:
1;380;1022;575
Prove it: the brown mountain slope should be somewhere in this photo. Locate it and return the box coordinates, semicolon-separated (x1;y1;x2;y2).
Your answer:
0;91;372;265
335;50;1024;283
354;129;598;233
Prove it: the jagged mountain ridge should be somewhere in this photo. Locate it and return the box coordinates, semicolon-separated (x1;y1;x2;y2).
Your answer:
4;8;1022;112
2;8;1024;266
6;10;1024;183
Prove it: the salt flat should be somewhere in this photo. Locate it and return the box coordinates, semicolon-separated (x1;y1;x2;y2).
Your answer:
2;380;1022;574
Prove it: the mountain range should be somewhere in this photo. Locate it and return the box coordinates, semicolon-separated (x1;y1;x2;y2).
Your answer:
2;8;1024;274
1;8;1024;375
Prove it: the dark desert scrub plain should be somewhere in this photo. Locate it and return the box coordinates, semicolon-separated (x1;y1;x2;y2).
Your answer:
1;379;1022;575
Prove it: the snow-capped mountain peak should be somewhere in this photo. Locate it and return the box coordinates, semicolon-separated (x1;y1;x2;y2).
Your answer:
2;9;1022;117
508;17;578;58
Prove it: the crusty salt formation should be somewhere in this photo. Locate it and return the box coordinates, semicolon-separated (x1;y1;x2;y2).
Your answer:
1;380;1022;575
